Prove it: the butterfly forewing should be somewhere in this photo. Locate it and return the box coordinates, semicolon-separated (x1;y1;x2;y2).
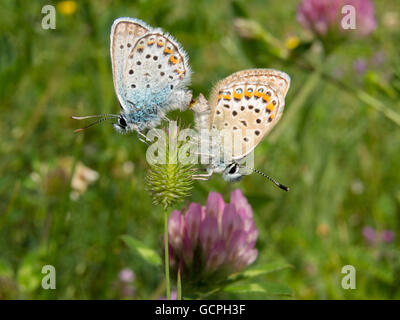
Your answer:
111;18;150;111
208;69;290;160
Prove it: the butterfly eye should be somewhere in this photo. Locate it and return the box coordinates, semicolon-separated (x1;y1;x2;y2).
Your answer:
119;117;127;128
228;163;239;175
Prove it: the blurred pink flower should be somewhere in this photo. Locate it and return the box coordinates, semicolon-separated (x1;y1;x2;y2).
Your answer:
297;0;376;37
297;0;341;36
114;268;135;298
363;226;395;245
346;0;376;36
166;190;258;285
353;58;367;74
380;230;395;244
362;226;377;245
159;290;177;300
118;268;135;283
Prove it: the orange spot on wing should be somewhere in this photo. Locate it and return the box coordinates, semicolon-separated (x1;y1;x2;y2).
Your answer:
254;91;263;98
217;94;223;101
233;92;244;100
266;103;274;113
164;47;172;54
268;113;275;122
147;40;155;45
169;55;179;64
223;95;232;101
244;90;254;98
262;93;271;102
157;41;164;47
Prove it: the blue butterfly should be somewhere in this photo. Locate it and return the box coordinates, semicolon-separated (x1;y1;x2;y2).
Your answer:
73;17;192;140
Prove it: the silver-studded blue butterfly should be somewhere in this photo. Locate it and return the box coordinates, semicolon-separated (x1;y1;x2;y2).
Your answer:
73;17;192;139
190;69;291;191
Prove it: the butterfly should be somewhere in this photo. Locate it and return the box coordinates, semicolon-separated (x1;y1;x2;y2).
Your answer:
73;17;192;140
190;68;291;190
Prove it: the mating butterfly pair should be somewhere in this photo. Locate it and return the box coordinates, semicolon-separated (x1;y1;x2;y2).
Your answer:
73;18;291;189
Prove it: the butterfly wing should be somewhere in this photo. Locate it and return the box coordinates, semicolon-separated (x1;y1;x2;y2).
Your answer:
208;69;290;160
110;17;151;111
123;30;191;114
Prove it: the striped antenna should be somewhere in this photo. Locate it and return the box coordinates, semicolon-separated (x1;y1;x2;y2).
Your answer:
71;114;118;133
241;165;290;191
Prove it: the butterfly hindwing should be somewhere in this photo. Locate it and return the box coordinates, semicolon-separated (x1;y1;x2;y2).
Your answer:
124;31;191;113
208;69;290;160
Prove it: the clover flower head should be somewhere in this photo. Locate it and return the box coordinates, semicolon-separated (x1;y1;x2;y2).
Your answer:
297;0;376;37
166;190;258;290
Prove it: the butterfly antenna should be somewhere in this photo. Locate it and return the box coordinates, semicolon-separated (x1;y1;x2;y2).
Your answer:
242;165;290;191
72;116;114;133
71;114;119;120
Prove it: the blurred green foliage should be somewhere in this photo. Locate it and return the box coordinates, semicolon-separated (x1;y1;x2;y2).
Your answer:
0;0;399;299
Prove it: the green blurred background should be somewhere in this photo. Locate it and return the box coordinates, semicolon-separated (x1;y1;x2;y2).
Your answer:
1;0;399;299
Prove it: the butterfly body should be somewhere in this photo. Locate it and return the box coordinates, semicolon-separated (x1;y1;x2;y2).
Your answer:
191;69;290;183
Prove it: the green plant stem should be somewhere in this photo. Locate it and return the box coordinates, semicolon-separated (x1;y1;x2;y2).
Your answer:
296;56;400;128
164;208;170;300
0;180;21;232
356;90;400;127
177;268;182;300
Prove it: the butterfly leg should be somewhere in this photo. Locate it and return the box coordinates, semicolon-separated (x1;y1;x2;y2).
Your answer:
189;167;207;172
137;130;152;145
160;114;171;122
191;168;213;181
137;136;149;145
191;174;212;181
